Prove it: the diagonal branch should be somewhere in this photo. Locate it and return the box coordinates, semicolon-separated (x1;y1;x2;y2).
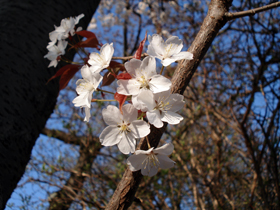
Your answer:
225;1;280;20
105;0;232;209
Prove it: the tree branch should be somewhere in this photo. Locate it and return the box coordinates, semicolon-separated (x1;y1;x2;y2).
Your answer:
225;1;280;20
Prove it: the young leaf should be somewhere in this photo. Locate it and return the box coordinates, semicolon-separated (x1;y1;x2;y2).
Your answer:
133;31;147;60
101;71;116;87
74;30;100;48
47;64;81;91
114;92;127;114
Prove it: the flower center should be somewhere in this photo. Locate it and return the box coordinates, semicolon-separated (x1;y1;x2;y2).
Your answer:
92;53;107;65
154;96;172;112
142;151;160;170
118;121;131;134
78;81;95;92
138;75;150;89
163;43;174;58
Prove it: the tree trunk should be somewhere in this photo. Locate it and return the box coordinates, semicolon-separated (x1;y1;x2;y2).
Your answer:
0;0;100;209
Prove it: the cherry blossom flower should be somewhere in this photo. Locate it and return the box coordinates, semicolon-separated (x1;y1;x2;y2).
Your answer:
72;65;102;109
44;40;68;67
147;34;193;66
137;90;185;128
127;143;175;177
99;104;150;154
88;43;114;74
49;14;84;42
117;56;171;96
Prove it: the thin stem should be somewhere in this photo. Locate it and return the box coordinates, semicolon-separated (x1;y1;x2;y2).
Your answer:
160;66;164;75
61;57;82;65
97;88;115;95
91;99;116;102
146;136;151;149
112;53;148;61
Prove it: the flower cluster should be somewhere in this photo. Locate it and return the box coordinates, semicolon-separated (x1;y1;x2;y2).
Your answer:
80;34;191;176
45;16;193;176
44;14;84;67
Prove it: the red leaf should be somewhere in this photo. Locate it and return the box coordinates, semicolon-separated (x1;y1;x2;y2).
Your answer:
117;72;132;80
101;71;116;87
77;37;99;48
73;30;100;49
114;92;127;114
76;30;98;39
47;64;81;91
134;31;147;60
109;61;126;71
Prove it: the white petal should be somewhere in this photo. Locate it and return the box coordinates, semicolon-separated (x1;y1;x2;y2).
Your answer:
141;162;159;177
101;43;114;63
102;105;122;125
127;154;147;171
147;111;163;128
135;147;154;155
99;126;122;146
124;59;142;77
122;104;137;123
172;51;193;61
147;45;161;59
92;73;103;89
161;58;177;66
136;90;155;111
148;34;165;57
117;79;140;96
166;93;185;112
83;106;91;122
149;75;171;93
81;65;92;80
75;13;84;24
154;143;174;155
157;154;175;169
132;95;148;111
89;65;103;74
129;120;150;138
140;56;157;78
118;132;136;154
72;92;90;107
161;111;183;125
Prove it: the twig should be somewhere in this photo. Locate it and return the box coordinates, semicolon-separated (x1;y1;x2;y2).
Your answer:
112;53;148;61
225;1;280;20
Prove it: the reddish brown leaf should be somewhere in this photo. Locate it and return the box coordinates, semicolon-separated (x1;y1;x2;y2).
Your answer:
133;31;147;60
76;30;98;39
47;64;81;91
116;72;132;80
73;30;100;49
114;92;127;114
109;61;126;71
77;37;99;48
101;71;116;87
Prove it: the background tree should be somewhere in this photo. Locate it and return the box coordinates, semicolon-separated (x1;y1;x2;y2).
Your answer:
5;0;280;209
0;0;100;209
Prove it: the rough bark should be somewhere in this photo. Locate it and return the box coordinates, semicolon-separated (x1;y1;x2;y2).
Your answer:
0;0;100;209
105;0;233;209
